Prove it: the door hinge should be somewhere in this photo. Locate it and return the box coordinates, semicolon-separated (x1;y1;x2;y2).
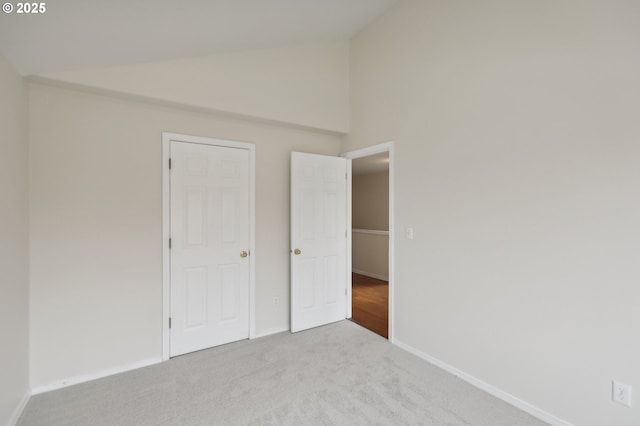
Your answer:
169;238;172;249
169;158;172;169
169;317;172;329
345;172;348;180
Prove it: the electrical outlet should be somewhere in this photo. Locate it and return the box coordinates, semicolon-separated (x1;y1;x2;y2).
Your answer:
612;381;632;407
406;227;414;240
273;297;279;306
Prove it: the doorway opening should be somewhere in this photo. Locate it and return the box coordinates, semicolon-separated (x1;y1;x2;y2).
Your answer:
343;143;393;341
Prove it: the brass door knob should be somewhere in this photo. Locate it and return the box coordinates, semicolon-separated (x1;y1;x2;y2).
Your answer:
240;250;248;258
293;248;301;255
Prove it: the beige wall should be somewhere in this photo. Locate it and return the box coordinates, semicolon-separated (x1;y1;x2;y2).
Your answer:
28;83;341;390
44;42;350;133
346;1;640;425
0;54;30;424
352;232;388;280
352;171;389;279
352;171;389;230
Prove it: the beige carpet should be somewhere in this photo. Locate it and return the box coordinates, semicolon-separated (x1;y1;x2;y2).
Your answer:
19;321;546;425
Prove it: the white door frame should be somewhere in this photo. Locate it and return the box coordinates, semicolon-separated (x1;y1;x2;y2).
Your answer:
162;132;256;361
341;141;395;343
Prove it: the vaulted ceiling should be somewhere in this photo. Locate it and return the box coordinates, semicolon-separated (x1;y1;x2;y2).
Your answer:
0;0;398;75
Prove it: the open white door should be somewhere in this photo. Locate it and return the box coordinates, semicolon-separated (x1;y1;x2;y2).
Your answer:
290;152;348;333
170;140;250;356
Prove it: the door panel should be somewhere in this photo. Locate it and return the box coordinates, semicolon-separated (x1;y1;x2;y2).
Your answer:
220;263;239;321
291;152;348;333
170;141;250;357
185;266;206;329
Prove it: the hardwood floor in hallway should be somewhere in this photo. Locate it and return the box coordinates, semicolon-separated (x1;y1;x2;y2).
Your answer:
351;273;388;338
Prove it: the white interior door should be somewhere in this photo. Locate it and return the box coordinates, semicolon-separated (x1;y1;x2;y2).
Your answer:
170;141;250;357
291;152;348;333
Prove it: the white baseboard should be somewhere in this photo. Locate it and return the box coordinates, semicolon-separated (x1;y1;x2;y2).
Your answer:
352;269;388;281
31;357;162;395
393;339;572;426
253;326;290;339
8;389;31;426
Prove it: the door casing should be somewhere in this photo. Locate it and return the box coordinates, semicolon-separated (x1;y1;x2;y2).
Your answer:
341;141;395;343
162;132;256;360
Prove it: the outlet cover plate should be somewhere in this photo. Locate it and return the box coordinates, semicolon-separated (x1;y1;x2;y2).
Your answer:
613;380;632;407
